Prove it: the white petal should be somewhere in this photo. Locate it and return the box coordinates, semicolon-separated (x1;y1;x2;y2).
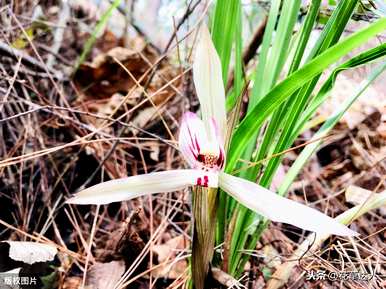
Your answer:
4;241;57;265
193;23;227;139
67;170;219;205
219;173;358;236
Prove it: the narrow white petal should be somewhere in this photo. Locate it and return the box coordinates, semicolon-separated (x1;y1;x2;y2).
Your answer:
219;173;358;236
67;170;219;205
193;24;227;139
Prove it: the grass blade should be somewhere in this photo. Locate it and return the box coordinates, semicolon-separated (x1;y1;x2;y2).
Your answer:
74;0;122;72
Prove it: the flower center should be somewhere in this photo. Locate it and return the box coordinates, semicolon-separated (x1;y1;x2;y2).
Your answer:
197;152;223;170
203;154;217;167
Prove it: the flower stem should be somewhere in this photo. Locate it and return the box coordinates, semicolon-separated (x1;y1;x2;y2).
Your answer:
191;186;218;289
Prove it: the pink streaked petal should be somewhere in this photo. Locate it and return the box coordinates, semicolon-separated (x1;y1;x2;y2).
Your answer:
219;173;358;237
178;112;207;168
217;147;225;169
208;117;226;169
66;169;218;205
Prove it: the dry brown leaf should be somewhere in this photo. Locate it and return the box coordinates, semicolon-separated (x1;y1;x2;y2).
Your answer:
85;260;125;289
95;30;123;53
74;42;157;100
345;185;373;205
131;106;158;135
377;106;386;140
319;74;385;129
263;244;281;269
148;141;160;162
89;93;127;128
211;268;245;289
152;235;189;279
63;277;82;289
345;185;386;218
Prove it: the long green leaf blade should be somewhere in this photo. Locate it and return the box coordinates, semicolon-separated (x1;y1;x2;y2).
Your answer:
226;18;386;171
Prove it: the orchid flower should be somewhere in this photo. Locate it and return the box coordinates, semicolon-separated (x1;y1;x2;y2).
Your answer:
67;25;357;237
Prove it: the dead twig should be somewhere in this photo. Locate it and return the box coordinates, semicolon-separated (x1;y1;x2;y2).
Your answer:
0;41;63;79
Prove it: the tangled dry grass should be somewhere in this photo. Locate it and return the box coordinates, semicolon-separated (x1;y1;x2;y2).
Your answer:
0;1;384;289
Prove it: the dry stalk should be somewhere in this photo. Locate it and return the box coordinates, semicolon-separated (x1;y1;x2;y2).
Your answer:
191;186;218;289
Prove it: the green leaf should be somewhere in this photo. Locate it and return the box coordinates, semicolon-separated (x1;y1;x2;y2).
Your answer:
212;0;240;84
249;0;282;106
226;17;386;172
256;0;359;187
